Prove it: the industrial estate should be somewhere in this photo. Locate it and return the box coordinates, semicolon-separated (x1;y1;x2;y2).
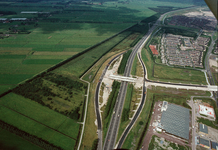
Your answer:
0;0;217;150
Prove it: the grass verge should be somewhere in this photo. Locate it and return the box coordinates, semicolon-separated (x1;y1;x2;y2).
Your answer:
141;47;207;85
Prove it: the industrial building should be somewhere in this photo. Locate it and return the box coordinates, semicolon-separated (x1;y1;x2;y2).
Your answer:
199;123;208;136
211;141;218;150
159;103;190;140
199;137;210;149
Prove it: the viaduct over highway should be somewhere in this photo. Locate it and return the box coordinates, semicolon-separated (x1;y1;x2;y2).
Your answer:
109;74;218;91
108;74;137;82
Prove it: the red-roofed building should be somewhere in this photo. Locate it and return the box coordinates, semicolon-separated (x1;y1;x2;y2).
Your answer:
149;45;158;55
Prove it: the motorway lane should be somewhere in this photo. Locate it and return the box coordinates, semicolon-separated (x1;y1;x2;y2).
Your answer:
103;22;156;149
103;40;141;150
103;12;167;150
94;52;125;150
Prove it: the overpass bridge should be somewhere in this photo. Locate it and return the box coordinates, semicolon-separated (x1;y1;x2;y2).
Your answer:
109;74;218;92
109;74;137;82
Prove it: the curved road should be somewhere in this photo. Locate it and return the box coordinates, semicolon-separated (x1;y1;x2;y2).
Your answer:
95;52;126;150
103;16;160;149
116;52;146;148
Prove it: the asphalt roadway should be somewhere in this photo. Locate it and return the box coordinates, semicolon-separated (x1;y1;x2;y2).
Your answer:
103;21;158;149
102;12;171;150
95;52;126;150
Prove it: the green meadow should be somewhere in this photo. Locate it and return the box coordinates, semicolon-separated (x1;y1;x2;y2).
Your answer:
0;129;43;150
0;93;79;149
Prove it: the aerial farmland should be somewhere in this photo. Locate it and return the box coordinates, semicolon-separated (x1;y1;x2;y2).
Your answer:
0;0;216;150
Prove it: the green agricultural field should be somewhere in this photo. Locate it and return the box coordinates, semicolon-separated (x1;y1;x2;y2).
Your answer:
0;93;79;149
14;64;54;74
0;129;43;150
0;74;34;84
22;59;63;65
26;55;71;60
0;93;81;139
55;31;131;78
0;59;23;74
0;85;13;96
0;55;26;59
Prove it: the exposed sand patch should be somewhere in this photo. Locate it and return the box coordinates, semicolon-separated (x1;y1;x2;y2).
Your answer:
133;77;143;89
184;10;215;19
184;11;204;17
99;55;122;110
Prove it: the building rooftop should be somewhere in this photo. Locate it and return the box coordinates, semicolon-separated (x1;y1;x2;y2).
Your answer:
161;101;168;112
199;138;210;147
199;104;215;118
211;141;218;149
160;103;190;140
199;123;208;134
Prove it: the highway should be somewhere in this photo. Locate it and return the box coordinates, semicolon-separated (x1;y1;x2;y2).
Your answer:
103;13;163;150
102;10;189;149
116;52;146;148
94;52;126;150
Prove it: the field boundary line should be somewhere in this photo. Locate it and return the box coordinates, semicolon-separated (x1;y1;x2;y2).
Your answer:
0;103;77;141
77;78;90;150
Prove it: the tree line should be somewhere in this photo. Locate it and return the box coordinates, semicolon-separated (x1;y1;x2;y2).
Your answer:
118;50;132;74
104;81;120;120
44;72;87;91
0;119;62;150
121;84;133;122
12;73;85;121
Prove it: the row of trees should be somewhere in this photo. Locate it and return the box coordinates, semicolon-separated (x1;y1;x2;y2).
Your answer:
104;81;120;119
12;78;56;105
121;108;129;122
118;50;132;74
121;84;133;122
0;120;62;150
0;11;16;15
12;74;83;121
91;139;99;150
44;72;87;91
